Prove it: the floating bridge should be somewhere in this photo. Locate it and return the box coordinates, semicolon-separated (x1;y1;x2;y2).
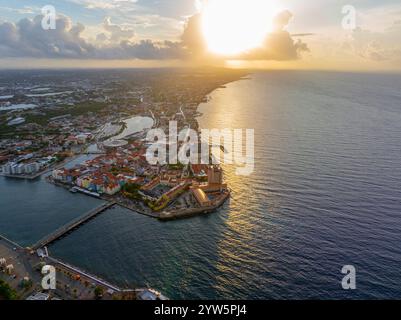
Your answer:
32;201;115;250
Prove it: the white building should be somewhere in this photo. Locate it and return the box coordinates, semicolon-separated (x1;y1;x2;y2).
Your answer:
1;161;42;175
5;264;14;274
26;292;50;300
7;117;25;126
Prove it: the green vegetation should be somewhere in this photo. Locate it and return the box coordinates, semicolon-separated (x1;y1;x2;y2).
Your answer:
94;286;104;299
0;279;18;300
0;101;108;136
148;189;183;211
122;183;143;201
168;163;185;170
147;194;170;211
27;101;108;125
55;153;67;162
122;183;141;193
19;278;33;290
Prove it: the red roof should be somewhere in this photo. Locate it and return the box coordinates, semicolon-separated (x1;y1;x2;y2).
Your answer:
191;164;208;175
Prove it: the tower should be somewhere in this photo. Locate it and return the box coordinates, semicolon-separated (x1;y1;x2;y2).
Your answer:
208;165;223;185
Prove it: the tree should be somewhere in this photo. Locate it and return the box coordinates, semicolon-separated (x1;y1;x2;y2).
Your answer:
94;286;104;299
0;280;18;300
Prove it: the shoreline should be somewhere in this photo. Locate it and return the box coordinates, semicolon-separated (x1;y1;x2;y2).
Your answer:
0;153;86;180
158;190;230;221
0;236;166;300
0;71;246;299
46;175;230;221
41;74;248;221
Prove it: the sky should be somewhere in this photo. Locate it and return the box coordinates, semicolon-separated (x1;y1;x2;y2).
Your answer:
0;0;400;71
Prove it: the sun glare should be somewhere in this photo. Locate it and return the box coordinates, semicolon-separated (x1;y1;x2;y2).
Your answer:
201;0;280;56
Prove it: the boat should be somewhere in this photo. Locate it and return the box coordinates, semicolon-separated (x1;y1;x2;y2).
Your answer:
136;288;169;300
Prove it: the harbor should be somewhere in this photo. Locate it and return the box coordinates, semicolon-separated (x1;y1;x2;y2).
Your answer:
0;234;168;300
0;178;169;299
0;190;169;300
0;69;243;300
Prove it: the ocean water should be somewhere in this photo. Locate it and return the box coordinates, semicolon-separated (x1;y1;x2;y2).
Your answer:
4;71;401;299
0;156;104;247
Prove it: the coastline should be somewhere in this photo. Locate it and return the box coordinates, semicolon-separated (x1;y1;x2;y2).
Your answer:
0;69;249;300
0;235;166;300
0;154;82;180
158;190;230;221
42;73;249;221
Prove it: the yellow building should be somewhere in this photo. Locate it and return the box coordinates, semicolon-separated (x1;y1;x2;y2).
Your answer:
191;188;212;207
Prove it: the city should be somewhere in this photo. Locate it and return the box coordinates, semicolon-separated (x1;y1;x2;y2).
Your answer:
0;68;244;300
1;0;401;314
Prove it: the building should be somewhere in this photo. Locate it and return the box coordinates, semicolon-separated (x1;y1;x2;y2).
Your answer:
190;164;208;177
137;288;168;300
141;177;160;191
5;264;14;275
1;161;43;175
191;188;212;207
103;139;128;152
52;169;64;181
24;162;40;174
208;165;223;185
26;292;50;300
1;163;11;174
104;183;121;195
7;117;25;126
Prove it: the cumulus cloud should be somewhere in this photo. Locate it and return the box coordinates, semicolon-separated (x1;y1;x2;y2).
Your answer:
181;14;206;57
102;17;135;42
180;10;308;61
346;22;401;62
240;10;309;60
0;10;308;62
241;31;309;61
273;10;293;31
97;39;187;60
0;14;182;60
0;15;95;58
69;0;138;10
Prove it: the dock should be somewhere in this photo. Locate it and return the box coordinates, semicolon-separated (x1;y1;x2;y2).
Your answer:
70;186;101;198
46;256;168;299
46;256;121;292
32;201;115;250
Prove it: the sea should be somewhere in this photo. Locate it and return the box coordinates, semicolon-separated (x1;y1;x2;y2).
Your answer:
1;71;401;299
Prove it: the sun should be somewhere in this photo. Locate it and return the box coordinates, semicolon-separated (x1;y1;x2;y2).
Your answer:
201;0;281;56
